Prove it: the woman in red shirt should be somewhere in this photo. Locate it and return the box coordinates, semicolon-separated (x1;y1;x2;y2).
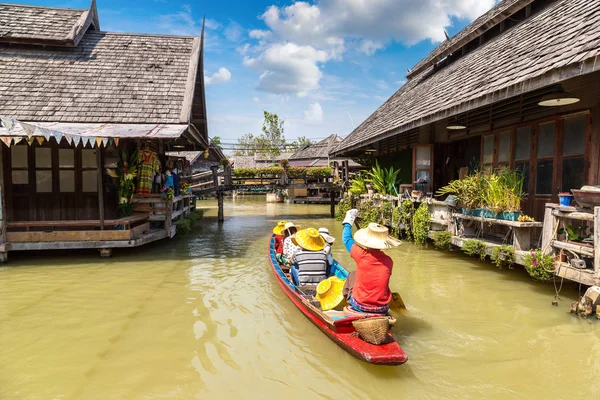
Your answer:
342;209;401;313
272;220;287;255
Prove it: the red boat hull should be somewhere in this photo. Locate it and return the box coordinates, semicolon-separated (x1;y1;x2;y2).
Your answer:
269;237;407;365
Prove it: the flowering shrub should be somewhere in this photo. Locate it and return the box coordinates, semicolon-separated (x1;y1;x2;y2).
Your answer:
287;166;332;179
256;166;284;176
523;250;556;281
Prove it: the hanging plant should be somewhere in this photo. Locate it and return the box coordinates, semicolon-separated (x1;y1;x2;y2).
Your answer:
412;202;430;246
462;239;488;261
380;202;394;224
335;196;351;221
431;231;453;250
490;245;516;269
358;200;379;225
106;150;140;217
523;250;556;281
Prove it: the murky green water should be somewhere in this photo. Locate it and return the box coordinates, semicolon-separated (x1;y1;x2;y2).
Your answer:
1;195;599;399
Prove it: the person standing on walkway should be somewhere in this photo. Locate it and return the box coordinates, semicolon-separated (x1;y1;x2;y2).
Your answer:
341;209;401;314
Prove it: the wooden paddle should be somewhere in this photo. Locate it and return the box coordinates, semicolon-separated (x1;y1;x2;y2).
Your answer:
353;219;407;311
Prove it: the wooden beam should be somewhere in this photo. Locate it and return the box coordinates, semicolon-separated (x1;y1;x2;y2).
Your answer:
0;147;6;262
330;191;335;218
595;206;600;278
96;147;105;230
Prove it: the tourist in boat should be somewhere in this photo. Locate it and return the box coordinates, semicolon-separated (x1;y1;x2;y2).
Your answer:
342;209;401;314
282;222;302;262
318;227;336;268
272;220;287;259
291;228;329;286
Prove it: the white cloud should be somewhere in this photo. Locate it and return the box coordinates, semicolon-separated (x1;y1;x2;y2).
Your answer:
243;43;328;97
253;97;261;103
205;68;232;85
258;0;496;53
224;20;244;42
303;102;324;124
236;43;251;55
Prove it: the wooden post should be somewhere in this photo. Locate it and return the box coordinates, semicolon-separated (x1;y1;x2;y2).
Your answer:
96;147;104;230
224;164;232;186
217;191;224;222
210;165;219;189
0;147;7;262
342;160;349;184
541;204;556;255
165;198;173;237
330;190;335;218
595;206;600;279
513;228;531;251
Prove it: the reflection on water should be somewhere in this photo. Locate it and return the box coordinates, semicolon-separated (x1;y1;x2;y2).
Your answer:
1;195;600;399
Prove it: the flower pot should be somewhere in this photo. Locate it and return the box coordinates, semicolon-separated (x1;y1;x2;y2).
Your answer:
498;211;520;221
481;209;496;219
558;194;573;207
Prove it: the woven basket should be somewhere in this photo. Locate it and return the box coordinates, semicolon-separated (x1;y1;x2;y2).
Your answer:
352;317;390;345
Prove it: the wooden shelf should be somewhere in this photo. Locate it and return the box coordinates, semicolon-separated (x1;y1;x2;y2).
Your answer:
430;218;449;225
552;240;594;258
453;213;543;228
555;262;599;286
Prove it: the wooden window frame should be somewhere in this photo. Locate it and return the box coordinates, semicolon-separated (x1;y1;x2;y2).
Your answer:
412;145;434;193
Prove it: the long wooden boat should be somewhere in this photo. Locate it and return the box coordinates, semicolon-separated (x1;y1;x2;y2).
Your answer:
269;234;408;365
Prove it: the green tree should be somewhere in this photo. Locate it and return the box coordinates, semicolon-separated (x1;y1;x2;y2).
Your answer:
233;111;287;158
211;136;222;150
289;136;313;150
233;133;256;156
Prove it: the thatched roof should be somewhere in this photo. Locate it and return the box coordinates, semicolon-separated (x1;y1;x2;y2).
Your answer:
0;2;99;47
231;152;294;169
0;1;209;148
334;0;600;155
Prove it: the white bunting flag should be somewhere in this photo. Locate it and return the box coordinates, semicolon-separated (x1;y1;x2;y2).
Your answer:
1;137;12;147
102;138;109;148
73;135;82;147
38;127;52;142
20;122;36;138
64;134;73;145
13;137;23;145
51;130;63;144
0;117;16;133
82;136;91;147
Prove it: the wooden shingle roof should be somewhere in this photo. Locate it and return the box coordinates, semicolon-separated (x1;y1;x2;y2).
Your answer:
0;2;99;47
290;134;342;160
334;0;600;155
0;31;200;124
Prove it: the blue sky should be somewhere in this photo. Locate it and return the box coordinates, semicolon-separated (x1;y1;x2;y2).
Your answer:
16;0;496;144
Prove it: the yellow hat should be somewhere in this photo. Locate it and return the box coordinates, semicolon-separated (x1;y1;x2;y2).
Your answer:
354;223;401;250
272;220;287;235
295;228;326;251
316;277;346;311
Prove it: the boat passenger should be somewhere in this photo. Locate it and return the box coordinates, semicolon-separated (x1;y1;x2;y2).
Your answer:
341;209;401;314
291;228;329;286
273;220;287;255
318;227;336;270
282;222;302;263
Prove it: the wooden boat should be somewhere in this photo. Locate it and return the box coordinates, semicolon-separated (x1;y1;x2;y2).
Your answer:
269;235;408;365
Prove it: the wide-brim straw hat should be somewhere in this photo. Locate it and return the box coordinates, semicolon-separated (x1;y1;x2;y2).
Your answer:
354;223;401;250
316;277;345;311
273;220;287;235
318;227;335;244
294;228;326;251
284;222;300;233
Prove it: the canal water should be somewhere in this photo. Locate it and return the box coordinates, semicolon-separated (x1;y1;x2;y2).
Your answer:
1;196;599;399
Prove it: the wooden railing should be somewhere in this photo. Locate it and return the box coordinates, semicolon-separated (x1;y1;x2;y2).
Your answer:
131;194;196;237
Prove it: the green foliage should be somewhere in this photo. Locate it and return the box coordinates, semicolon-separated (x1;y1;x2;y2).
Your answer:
233;168;256;178
106;150;140;217
380;202;394;223
431;231;453;250
290;136;313;149
175;218;191;234
365;161;400;195
523;250;556;281
211;136;222;149
412;202;430;246
558;224;593;242
335;196;351;221
358;200;379;225
233;111;285;158
348;172;368;194
437;168;525;213
490;245;516;268
392;200;413;239
437;171;485;209
256;166;284;177
462;239;488;260
287;166;332;179
189;209;205;222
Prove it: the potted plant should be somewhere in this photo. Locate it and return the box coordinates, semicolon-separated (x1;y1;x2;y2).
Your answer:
558;191;573;207
106;150;140;218
497;169;524;221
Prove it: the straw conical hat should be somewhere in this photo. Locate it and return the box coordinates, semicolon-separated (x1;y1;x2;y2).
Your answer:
294;228;326;251
272;220;287;235
353;223;401;250
316;277;345;311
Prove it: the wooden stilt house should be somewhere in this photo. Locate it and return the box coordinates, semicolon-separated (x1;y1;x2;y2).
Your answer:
0;1;215;260
333;0;600;284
